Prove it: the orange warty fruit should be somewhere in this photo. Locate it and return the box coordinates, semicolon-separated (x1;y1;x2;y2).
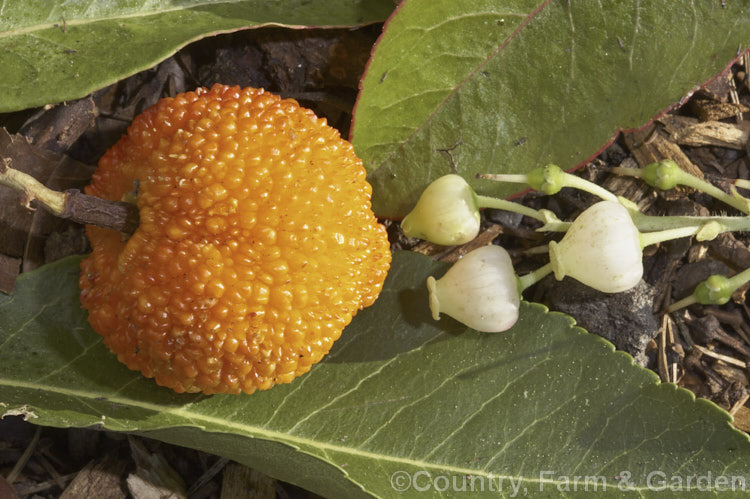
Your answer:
79;84;391;394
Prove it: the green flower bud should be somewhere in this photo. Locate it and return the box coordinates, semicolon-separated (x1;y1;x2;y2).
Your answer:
694;275;732;305
401;174;480;246
427;245;520;332
527;164;565;195
642;160;681;190
549;201;643;293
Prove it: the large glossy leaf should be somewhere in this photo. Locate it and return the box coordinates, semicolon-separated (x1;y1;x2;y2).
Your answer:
2;252;749;497
352;0;750;218
0;0;395;113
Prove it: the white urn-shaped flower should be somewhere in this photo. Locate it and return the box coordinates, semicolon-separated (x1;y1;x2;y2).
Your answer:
548;201;642;293
401;174;480;246
427;245;520;332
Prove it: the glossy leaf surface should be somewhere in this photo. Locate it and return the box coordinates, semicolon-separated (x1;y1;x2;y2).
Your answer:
0;0;394;112
2;253;749;497
352;0;750;217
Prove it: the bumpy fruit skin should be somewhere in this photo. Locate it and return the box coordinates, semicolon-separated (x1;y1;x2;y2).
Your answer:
79;84;391;394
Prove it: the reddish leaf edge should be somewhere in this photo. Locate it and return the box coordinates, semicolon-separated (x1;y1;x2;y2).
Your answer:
506;47;750;204
351;0;750;213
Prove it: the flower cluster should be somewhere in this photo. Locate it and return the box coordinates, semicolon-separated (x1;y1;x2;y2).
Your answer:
405;162;750;332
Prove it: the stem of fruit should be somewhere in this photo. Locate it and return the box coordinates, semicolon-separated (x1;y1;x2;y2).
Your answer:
475;195;570;231
0;161;139;234
0;160;66;214
518;263;553;292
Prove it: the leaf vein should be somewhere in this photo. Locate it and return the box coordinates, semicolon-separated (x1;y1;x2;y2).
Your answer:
284;355;402;434
629;0;641;71
0;0;244;39
667;0;698;88
33;340;100;383
0;301;54;351
424;355;554;462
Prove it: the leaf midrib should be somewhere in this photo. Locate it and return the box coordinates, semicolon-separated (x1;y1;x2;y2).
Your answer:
0;377;655;492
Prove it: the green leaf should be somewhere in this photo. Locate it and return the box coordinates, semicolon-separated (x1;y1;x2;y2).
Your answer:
0;0;395;113
352;0;750;218
2;253;749;497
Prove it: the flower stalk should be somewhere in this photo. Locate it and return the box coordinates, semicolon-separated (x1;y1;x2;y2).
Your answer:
479;163;618;202
518;263;553;292
668;266;750;312
612;160;750;214
638;226;701;248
